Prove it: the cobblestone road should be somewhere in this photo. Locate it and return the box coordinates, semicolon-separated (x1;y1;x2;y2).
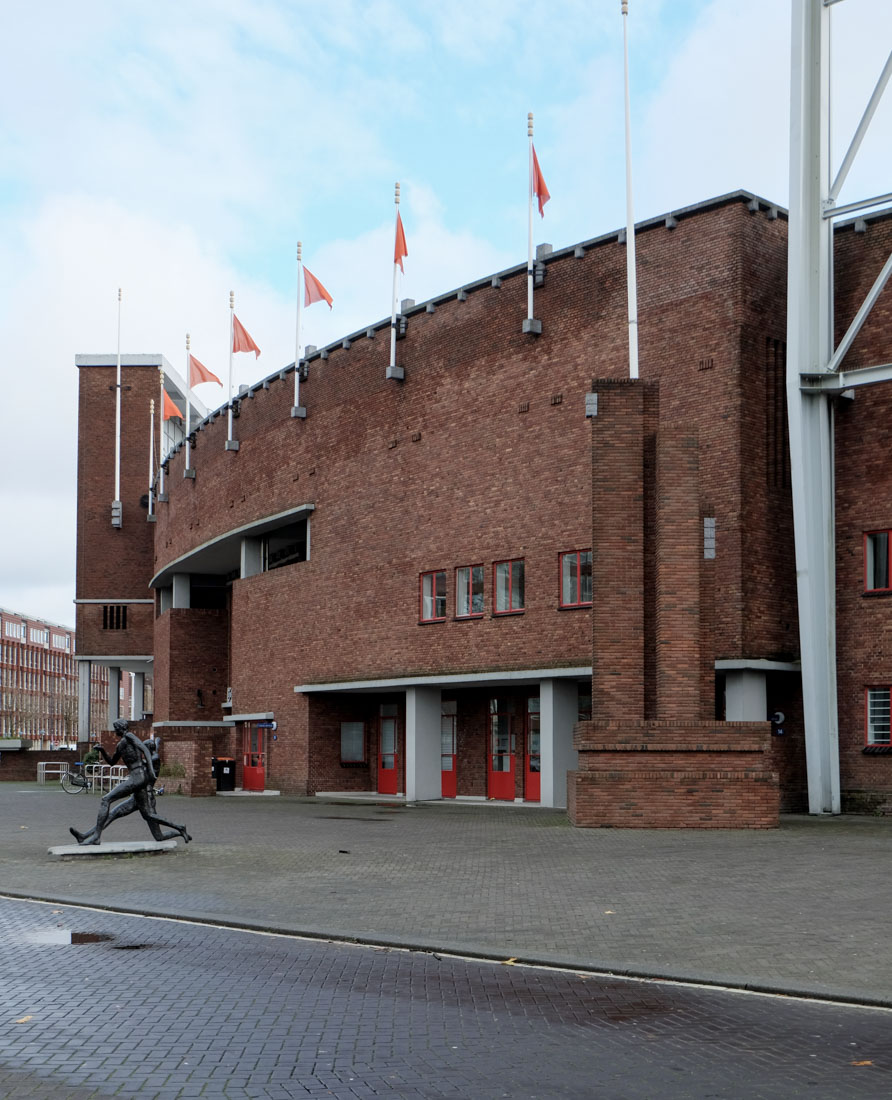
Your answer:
2;896;891;1099
4;787;892;1004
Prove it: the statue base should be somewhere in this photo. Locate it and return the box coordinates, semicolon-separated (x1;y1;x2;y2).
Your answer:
48;839;180;858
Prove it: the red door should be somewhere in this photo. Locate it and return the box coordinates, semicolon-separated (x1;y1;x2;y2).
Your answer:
487;698;515;800
441;700;457;798
377;704;399;795
525;697;541;802
241;724;267;792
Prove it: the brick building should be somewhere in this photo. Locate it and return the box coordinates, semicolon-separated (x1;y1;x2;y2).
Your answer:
0;607;112;748
73;190;892;822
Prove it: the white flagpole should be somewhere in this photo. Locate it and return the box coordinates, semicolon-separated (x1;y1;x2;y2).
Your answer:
295;241;302;408
158;368;166;498
622;0;640;379
390;182;400;373
148;399;155;517
527;114;535;322
227;291;235;443
113;287;123;523
185;333;191;439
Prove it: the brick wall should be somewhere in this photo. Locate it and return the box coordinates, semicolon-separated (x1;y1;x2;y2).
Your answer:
0;749;77;782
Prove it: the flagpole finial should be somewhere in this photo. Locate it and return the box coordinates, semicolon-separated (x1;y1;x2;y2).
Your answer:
186;332;190;350
297;241;302;262
528;112;534;137
118;287;122;301
395;181;400;206
621;0;628;13
229;290;234;310
150;398;155;414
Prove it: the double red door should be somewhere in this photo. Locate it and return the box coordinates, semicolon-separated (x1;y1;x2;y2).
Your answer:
487;697;540;802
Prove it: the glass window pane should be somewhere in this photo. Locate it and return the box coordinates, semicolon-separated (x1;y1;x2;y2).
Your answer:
868;689;891;743
456;567;470;616
580;551;592;603
422;573;434;618
868;533;889;590
435;571;446;618
340;721;365;762
512;560;525;610
471;566;484;614
496;563;509;611
561;552;576;605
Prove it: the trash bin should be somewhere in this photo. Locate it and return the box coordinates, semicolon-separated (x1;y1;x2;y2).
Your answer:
212;756;236;792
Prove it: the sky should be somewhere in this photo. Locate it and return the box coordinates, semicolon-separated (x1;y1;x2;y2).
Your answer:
1;0;890;630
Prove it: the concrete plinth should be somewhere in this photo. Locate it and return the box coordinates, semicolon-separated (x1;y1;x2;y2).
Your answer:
48;839;180;858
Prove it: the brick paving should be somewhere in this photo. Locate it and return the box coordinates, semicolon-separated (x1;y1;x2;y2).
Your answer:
3;785;892;1004
2;895;892;1099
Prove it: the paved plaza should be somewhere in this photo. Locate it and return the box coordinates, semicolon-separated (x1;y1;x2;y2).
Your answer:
3;784;892;1004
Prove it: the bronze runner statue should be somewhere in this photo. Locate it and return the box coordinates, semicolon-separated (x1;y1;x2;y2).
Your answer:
69;719;191;846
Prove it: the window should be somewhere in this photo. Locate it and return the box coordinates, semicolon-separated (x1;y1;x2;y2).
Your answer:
102;605;128;630
263;520;308;572
559;550;592;608
455;565;484;618
494;559;524;614
4;621;24;639
867;688;891;745
703;518;716;560
340;721;366;764
420;570;446;622
29;628;48;645
865;531;891;592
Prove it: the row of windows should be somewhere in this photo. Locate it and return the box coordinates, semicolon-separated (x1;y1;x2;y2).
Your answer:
0;645;76;673
420;552;592;623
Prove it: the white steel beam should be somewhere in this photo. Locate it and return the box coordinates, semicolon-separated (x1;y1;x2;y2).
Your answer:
802;360;892;393
787;0;840;813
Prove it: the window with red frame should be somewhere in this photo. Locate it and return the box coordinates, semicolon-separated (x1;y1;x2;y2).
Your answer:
865;531;892;591
420;570;446;622
867;688;891;744
559;549;592;608
455;565;484;618
494;558;524;614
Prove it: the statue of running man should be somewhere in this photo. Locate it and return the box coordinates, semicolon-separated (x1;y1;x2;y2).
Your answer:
69;719;191;846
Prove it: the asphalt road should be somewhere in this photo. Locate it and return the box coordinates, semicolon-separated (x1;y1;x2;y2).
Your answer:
2;895;891;1100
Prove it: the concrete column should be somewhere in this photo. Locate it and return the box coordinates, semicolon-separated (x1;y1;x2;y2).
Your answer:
241;537;263;578
540;679;579;808
107;666;121;726
725;670;767;721
77;659;92;744
405;686;442;801
132;672;146;720
172;573;190;608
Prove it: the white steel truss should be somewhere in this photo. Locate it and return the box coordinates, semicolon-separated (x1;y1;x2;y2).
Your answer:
787;0;892;813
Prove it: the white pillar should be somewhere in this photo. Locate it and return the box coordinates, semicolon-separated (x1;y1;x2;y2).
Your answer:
172;573;191;608
107;666;121;726
77;659;92;745
539;679;579;809
724;671;768;722
132;672;146;720
405;686;442;801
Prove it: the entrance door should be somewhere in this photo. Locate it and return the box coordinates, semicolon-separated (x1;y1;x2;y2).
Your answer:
487;697;516;800
241;724;267;792
525;697;541;802
441;699;457;798
377;703;399;795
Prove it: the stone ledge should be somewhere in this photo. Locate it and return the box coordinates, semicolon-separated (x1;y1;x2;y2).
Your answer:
48;839;180;858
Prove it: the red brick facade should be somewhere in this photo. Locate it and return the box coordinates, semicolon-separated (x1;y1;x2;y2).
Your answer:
72;192;892;821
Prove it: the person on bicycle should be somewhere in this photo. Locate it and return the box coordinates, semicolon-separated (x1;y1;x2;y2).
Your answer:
69;720;191;846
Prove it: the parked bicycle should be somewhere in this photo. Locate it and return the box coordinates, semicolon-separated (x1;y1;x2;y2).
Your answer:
60;763;92;794
60;762;164;796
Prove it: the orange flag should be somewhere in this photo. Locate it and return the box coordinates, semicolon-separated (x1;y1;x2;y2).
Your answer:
189;354;222;387
232;314;261;358
162;390;183;421
531;144;550;217
304;267;333;309
394;211;408;272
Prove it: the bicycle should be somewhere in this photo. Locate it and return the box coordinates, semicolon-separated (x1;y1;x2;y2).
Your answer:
60;762;165;797
60;763;92;794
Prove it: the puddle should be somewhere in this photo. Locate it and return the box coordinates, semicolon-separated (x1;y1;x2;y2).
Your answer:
24;929;115;945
